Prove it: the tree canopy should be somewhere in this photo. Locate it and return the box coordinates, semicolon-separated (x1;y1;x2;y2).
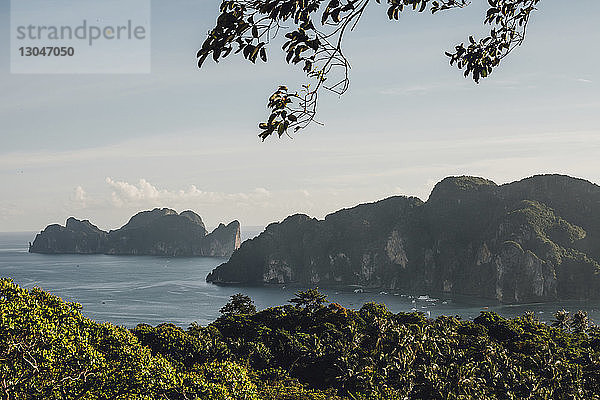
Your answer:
220;293;258;316
3;280;600;399
289;288;329;310
197;0;541;139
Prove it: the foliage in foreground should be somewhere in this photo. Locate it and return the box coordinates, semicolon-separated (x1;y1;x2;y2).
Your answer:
0;279;258;399
3;282;600;399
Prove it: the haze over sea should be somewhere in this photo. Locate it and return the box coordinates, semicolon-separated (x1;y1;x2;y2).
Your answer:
2;230;599;328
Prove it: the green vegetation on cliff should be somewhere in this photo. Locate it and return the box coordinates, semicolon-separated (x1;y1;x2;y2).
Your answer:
208;174;600;303
29;208;241;257
3;280;600;399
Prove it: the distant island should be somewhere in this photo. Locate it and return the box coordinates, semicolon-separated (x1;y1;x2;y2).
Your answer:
29;208;241;257
207;174;600;303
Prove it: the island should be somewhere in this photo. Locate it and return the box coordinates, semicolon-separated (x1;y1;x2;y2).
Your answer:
29;208;241;257
207;174;600;303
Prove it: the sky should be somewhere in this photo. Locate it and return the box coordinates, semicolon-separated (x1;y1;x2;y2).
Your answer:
0;0;599;233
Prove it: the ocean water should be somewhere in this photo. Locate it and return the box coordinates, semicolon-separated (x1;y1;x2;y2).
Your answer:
1;231;599;328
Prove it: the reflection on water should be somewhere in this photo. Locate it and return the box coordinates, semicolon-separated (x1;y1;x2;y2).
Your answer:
1;232;598;328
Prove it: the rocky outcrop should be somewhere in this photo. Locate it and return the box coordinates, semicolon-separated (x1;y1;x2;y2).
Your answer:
207;175;600;303
27;218;108;254
30;208;240;257
198;221;241;257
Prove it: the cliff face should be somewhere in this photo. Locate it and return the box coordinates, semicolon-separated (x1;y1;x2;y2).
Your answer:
207;175;600;303
30;208;240;257
199;221;242;257
206;196;426;287
28;218;108;254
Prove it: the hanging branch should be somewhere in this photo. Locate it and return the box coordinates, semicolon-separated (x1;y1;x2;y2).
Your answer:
197;0;540;140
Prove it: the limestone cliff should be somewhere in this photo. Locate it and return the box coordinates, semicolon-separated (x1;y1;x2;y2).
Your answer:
30;208;240;257
27;217;108;254
207;175;600;303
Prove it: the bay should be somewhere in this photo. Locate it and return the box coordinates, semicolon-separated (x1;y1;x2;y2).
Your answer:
1;231;598;328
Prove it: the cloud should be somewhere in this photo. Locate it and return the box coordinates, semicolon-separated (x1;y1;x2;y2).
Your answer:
74;186;87;201
105;177;272;208
378;80;472;96
93;178;329;226
0;204;25;221
379;85;433;96
106;178;161;205
576;78;593;83
379;82;449;96
69;186;89;209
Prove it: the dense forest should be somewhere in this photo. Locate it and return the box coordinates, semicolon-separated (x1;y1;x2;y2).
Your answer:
2;279;600;399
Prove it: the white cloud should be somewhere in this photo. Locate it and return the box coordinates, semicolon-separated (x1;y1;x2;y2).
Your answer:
378;82;458;96
0;204;25;221
69;186;89;209
376;78;520;96
74;186;87;201
105;177;272;208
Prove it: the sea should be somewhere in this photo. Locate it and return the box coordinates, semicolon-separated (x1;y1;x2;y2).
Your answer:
1;230;599;328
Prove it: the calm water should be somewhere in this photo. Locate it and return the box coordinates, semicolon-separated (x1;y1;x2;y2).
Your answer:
1;231;599;328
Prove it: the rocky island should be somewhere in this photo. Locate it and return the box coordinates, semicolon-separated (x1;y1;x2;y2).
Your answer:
207;174;600;303
30;208;241;257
